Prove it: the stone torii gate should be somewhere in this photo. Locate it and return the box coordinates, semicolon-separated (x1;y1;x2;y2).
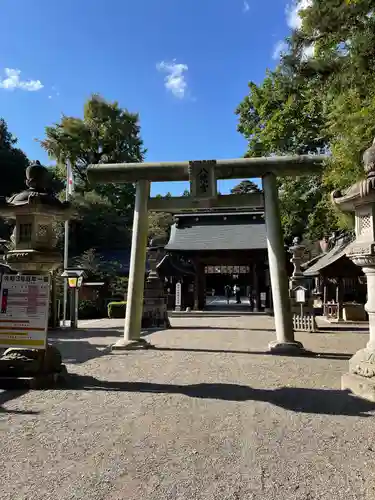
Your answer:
87;155;326;353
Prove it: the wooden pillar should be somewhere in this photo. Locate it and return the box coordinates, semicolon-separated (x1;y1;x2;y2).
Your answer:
336;277;344;321
323;279;328;318
252;262;260;312
194;261;206;310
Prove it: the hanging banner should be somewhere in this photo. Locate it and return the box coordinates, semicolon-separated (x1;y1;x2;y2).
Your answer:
0;274;50;349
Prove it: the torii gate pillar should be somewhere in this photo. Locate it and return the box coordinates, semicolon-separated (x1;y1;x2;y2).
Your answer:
263;173;304;353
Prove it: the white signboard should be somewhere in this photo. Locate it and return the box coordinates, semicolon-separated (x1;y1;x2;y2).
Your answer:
296;288;306;304
175;282;182;311
0;274;50;350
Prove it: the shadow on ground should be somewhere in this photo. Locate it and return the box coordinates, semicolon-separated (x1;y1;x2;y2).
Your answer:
0;388;39;415
151;346;353;360
66;375;375;417
49;338;355;363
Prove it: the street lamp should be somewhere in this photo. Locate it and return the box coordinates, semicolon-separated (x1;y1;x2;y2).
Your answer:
61;269;86;329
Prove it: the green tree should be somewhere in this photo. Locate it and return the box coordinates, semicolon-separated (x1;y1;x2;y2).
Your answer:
39;94;145;225
0;118;29;198
0;119;31;239
236;1;375;240
230;180;260;194
281;0;375;190
40;95;146;255
68;191;132;255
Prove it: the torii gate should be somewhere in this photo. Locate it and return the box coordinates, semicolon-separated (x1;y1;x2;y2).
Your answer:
87;155;326;353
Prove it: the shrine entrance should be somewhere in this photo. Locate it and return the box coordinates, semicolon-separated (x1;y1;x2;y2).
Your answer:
162;210;269;311
205;265;251;296
87;154;326;354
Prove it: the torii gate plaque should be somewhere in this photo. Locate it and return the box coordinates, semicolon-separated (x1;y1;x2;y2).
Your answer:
87;154;326;352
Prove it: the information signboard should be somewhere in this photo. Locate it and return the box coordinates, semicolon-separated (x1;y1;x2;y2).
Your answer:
295;287;306;304
0;274;50;349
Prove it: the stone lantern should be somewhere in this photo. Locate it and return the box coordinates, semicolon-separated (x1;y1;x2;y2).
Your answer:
0;161;72;274
141;236;170;330
332;138;375;401
0;162;72;384
289;236;306;290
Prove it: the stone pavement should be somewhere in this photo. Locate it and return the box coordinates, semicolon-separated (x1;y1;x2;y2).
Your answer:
1;315;375;500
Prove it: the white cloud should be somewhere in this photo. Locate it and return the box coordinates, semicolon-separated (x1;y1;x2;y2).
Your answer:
286;0;312;30
0;68;43;91
273;40;289;60
243;1;250;13
156;60;189;99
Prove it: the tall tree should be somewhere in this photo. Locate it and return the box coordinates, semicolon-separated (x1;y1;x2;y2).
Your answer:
0;119;30;239
40;95;146;254
0;118;29;198
236;1;375;241
230;180;260;194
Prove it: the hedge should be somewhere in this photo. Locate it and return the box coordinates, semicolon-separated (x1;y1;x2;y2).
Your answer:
107;301;126;319
78;300;103;320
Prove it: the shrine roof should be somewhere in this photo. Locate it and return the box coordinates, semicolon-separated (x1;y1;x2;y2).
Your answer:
303;235;354;276
165;211;267;251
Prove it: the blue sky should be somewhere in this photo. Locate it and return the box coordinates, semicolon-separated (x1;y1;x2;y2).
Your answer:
1;0;302;196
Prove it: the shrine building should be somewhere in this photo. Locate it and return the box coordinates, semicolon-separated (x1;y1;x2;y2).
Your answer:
157;209;273;311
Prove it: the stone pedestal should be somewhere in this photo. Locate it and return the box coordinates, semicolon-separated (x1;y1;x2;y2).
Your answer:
141;242;170;329
341;255;375;401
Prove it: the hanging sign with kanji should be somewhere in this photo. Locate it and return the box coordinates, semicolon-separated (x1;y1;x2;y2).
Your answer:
0;274;50;349
188;160;217;199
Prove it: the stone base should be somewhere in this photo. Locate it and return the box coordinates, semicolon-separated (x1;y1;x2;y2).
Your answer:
341;373;375;402
268;340;306;355
111;338;154;351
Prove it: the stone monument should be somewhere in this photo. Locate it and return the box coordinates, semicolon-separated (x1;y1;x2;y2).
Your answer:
332;138;375;401
0;161;72;386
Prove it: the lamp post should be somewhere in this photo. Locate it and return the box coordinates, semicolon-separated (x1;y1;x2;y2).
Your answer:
60;269;85;329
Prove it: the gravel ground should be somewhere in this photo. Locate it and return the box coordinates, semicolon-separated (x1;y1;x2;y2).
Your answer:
1;315;375;500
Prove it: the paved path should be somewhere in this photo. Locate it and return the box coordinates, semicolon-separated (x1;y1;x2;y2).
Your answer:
1;315;375;500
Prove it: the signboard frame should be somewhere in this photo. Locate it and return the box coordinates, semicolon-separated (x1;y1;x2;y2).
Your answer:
0;274;51;350
295;286;307;304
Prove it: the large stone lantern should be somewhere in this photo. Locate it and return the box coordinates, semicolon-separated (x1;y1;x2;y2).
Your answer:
0;162;72;385
332;138;375;401
0;161;72;274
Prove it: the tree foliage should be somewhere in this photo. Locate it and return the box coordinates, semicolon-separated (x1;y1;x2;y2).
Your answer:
0;119;29;199
40;95;146;256
230;180;260;194
236;0;375;242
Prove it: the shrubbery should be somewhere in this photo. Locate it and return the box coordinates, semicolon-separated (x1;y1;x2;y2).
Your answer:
78;300;102;319
107;301;126;319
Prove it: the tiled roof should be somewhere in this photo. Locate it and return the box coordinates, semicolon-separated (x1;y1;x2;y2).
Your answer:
303;235;354;276
165;212;267;251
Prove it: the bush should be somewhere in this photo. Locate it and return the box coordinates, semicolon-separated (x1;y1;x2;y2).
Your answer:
107;301;126;319
78;300;102;320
